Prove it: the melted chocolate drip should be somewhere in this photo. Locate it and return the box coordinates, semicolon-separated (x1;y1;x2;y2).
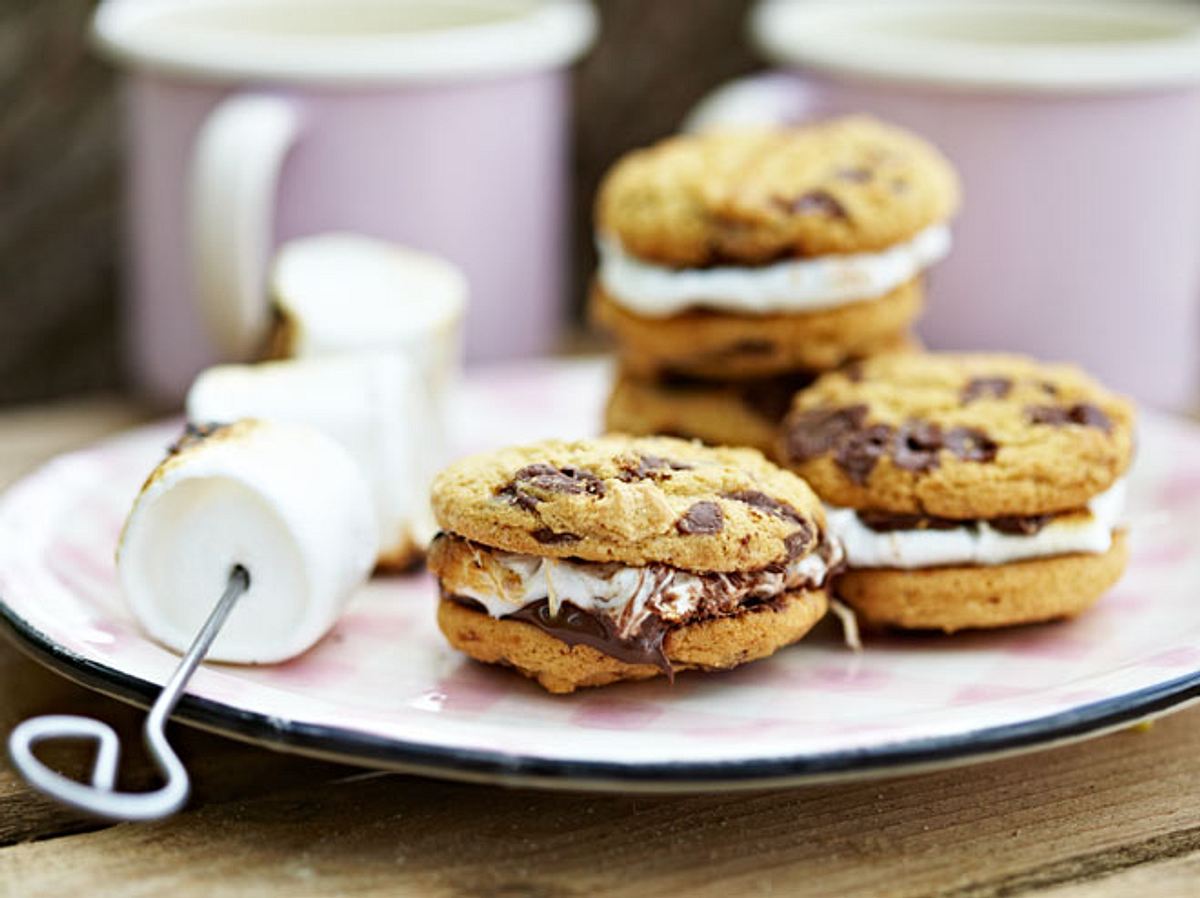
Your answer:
505;599;674;676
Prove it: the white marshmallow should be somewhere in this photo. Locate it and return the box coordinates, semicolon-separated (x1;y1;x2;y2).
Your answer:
186;353;437;569
117;420;377;664
271;232;466;407
826;479;1127;570
597;223;951;317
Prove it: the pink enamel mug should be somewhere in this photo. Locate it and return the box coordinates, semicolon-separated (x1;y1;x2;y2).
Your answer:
92;0;596;403
692;0;1200;409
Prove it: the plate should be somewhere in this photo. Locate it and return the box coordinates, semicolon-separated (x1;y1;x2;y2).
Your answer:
2;358;1200;792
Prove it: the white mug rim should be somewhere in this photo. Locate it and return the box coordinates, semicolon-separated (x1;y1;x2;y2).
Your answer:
91;0;596;85
751;0;1200;93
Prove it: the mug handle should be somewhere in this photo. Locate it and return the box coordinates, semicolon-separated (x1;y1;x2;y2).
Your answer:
189;94;303;360
682;72;830;132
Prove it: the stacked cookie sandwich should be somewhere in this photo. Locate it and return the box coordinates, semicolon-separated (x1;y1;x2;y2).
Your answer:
779;353;1134;631
597;116;959;457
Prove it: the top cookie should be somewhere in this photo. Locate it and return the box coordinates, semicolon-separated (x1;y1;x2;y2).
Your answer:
779;353;1135;518
595;116;960;268
431;435;826;573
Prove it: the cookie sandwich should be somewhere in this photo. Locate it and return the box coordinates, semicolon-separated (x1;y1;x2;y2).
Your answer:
591;116;958;382
780;353;1135;632
605;335;919;458
428;436;843;693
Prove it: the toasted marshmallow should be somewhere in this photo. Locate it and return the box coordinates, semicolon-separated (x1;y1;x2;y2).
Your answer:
187;353;437;570
117;420;377;664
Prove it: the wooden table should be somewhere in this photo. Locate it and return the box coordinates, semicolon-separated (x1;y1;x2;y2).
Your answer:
0;400;1197;898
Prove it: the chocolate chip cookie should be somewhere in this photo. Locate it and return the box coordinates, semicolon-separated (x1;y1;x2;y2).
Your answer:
428;435;843;692
778;352;1135;632
589;116;958;382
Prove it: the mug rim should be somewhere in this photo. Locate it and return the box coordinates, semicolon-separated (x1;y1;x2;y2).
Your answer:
91;0;596;85
751;0;1200;93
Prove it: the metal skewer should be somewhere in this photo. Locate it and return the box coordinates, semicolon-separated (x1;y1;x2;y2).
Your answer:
8;565;250;821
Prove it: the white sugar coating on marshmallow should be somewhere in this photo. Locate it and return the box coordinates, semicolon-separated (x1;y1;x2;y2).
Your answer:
117;421;377;664
186;353;439;567
827;479;1127;570
272;232;466;361
597;223;951;317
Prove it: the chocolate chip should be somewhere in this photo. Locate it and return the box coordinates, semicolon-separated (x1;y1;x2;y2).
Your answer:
945;426;999;463
784;521;815;558
1027;403;1113;434
776;189;848;219
617;454;692;483
675;501;724;535
836;423;894;485
496;462;606;510
892;420;944;474
722;490;806;525
531;528;582;545
989;514;1053;536
961;376;1012;404
783;404;870;462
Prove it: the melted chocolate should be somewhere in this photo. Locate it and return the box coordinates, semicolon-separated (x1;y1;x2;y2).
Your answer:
785;405;1000;480
944;426;999;463
722;490;806;524
777;190;848;219
784;405;870;462
738;371;818;423
857;509;1057;535
506;599;674;676
496;463;606;511
856;510;962;532
961;376;1012;404
892;421;944;474
989;514;1054;536
1027;403;1113;434
618;454;692;483
837;423;894;485
676;501;724;535
531;528;582;545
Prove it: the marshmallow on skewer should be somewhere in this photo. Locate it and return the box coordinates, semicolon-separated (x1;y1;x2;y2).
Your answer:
118;420;377;664
187;353;436;570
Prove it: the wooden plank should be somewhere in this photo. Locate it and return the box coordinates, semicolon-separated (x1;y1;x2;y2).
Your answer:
2;708;1198;898
1035;852;1200;898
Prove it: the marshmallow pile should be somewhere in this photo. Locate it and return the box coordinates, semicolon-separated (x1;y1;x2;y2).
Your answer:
116;234;466;663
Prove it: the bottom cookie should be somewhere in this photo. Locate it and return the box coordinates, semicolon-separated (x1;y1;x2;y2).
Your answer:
604;370;816;458
835;533;1128;632
437;588;829;694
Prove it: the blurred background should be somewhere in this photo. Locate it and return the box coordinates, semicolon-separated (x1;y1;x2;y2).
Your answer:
0;0;758;405
5;0;1200;410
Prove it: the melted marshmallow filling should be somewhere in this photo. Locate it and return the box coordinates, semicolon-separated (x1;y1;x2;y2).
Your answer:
826;479;1127;570
596;223;951;317
438;534;842;642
